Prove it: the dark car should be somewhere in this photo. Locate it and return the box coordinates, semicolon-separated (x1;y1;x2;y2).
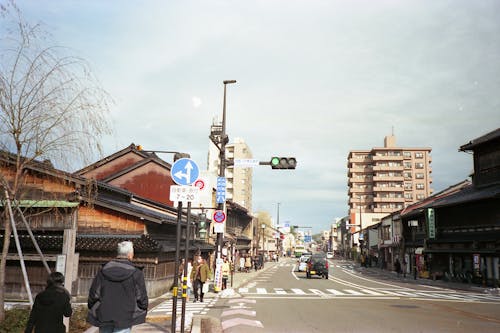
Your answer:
306;253;329;279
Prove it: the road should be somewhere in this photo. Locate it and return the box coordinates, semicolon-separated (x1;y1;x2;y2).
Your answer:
204;258;500;333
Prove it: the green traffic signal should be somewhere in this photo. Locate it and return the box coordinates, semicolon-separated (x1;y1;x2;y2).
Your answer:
270;157;297;169
271;157;280;166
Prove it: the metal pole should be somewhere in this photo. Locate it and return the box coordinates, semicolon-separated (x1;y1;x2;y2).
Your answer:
4;190;33;305
215;83;227;276
16;206;51;274
171;201;183;333
181;201;191;333
215;80;236;291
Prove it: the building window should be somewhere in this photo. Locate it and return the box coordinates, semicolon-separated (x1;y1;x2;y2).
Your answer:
415;162;424;169
404;182;412;190
404;172;412;179
404;162;412;169
403;151;412;158
416;173;424;179
416;183;425;190
405;193;413;199
416;194;425;200
415;152;424;158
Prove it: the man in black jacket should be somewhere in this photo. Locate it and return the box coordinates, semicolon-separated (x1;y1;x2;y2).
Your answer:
87;241;148;333
25;271;72;333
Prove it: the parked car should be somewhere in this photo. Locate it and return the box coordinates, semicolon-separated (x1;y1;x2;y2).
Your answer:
306;253;329;279
326;252;334;259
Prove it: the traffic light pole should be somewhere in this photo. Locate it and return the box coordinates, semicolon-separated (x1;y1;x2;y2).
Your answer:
215;80;236;291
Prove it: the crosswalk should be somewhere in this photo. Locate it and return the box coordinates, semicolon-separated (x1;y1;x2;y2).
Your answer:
237;287;500;302
148;297;217;332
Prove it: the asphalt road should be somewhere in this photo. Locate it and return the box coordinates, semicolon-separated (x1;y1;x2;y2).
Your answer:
206;258;500;333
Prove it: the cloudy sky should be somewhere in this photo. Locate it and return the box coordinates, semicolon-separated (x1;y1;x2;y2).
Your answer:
12;0;500;233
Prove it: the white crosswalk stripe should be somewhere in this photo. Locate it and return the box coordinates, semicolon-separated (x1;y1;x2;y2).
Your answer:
360;289;384;296
292;288;307;295
237;287;500;302
326;289;345;295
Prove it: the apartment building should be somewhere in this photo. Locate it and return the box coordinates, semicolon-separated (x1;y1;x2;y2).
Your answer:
347;135;432;227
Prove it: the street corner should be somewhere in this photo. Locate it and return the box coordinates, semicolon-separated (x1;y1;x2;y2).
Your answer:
218;288;241;299
195;315;224;333
146;312;172;323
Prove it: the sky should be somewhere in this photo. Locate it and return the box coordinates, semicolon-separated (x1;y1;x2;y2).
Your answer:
10;0;500;234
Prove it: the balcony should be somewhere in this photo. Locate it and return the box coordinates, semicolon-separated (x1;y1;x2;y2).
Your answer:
372;155;403;161
373;176;404;182
349;187;373;193
373;186;404;192
374;197;405;203
349;178;371;183
348;167;373;173
348;157;372;164
373;165;403;172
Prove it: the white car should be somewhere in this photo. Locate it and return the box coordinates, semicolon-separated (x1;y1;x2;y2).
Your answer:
297;256;309;272
326;252;334;259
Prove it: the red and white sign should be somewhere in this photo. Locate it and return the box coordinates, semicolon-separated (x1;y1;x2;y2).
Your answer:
194;178;205;190
213;210;226;223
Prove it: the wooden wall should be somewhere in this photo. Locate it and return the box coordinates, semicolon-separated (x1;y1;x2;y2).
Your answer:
78;206;144;234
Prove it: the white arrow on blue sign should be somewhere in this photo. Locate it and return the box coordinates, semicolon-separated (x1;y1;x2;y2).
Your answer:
171;158;200;186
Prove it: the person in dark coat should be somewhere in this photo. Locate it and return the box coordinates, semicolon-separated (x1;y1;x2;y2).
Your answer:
87;241;149;333
24;271;72;333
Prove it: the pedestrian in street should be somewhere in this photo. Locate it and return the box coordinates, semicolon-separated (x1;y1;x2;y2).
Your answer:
244;255;252;273
25;271;72;333
181;259;193;301
395;258;401;277
221;257;230;290
191;257;210;302
239;256;245;272
402;258;407;278
87;241;148;333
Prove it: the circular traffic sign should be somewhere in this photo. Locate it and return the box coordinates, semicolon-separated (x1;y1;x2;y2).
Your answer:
213;210;226;223
171;158;200;185
194;179;205;190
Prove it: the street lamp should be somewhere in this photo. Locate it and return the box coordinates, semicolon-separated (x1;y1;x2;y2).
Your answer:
215;79;237;292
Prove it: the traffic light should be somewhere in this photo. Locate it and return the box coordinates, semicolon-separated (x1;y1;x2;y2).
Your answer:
270;157;297;169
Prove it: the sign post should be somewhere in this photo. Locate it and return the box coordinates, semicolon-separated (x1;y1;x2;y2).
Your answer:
170;158;199;333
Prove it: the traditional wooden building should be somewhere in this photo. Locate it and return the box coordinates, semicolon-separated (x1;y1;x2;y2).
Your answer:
399;128;500;285
1;149;212;301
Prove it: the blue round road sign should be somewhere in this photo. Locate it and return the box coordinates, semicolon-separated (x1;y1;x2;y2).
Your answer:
171;158;199;186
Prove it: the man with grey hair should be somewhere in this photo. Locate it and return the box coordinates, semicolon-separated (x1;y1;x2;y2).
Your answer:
87;241;148;333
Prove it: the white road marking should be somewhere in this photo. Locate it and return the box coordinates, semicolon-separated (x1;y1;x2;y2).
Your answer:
326;289;346;295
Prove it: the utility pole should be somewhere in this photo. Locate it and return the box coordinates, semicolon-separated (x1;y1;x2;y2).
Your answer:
214;80;236;292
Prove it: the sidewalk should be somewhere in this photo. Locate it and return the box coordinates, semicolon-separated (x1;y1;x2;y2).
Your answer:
349;260;500;296
84;259;276;333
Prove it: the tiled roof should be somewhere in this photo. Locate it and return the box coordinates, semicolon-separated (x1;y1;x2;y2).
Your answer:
0;234;160;253
1;233;214;253
426;183;500;208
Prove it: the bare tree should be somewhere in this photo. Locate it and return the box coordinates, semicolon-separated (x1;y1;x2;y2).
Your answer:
0;1;112;320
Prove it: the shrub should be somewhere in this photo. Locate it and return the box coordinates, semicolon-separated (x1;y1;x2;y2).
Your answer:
0;308;30;333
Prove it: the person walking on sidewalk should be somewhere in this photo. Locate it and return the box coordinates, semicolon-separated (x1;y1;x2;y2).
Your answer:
239;256;245;272
25;272;72;333
395;258;401;277
244;255;252;273
191;257;210;302
87;241;148;333
221;257;230;290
